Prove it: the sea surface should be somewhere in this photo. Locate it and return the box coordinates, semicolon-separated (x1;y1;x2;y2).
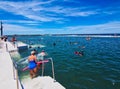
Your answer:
10;35;120;89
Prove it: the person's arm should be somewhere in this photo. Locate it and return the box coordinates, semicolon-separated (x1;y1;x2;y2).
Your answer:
34;56;37;63
28;56;30;62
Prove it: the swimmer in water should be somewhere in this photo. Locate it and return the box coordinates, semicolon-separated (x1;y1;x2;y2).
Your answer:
75;51;84;56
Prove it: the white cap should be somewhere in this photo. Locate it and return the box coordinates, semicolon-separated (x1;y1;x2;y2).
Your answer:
31;51;35;54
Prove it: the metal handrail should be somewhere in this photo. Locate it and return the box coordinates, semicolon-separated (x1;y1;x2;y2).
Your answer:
9;52;24;89
41;57;56;82
12;57;20;89
41;60;44;76
5;42;8;51
48;58;56;82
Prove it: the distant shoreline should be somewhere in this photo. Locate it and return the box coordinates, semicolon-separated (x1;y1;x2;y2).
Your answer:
6;33;120;37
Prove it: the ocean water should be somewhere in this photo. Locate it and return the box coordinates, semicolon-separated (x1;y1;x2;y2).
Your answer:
11;36;120;89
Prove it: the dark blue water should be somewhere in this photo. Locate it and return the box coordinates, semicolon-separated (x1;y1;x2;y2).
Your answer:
12;36;120;89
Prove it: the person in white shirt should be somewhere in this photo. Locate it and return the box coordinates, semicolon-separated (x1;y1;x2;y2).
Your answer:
37;50;47;60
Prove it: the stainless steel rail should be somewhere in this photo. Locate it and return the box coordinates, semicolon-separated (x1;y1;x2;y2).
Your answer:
41;57;56;82
9;52;24;89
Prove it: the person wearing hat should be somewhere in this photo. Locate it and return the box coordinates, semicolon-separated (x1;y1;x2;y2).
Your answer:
37;50;46;60
28;51;37;78
11;36;17;47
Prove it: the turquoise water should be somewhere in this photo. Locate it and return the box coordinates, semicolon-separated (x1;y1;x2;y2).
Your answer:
12;36;120;89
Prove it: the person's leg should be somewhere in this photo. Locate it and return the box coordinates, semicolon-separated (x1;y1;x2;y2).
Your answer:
33;67;37;77
37;64;41;69
30;70;34;78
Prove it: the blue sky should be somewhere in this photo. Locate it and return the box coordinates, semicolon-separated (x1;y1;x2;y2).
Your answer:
0;0;120;35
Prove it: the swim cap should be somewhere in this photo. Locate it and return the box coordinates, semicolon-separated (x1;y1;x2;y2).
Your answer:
31;51;35;54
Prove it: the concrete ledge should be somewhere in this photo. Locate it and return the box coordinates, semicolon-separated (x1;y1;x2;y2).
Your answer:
23;76;65;89
0;41;22;89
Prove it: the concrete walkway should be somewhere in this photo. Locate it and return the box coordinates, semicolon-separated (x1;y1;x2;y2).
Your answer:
0;40;22;89
0;40;18;52
23;76;65;89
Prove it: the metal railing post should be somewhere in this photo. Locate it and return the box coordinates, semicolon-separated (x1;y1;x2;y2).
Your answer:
49;58;56;82
41;56;45;76
16;69;19;89
5;42;8;51
10;52;20;89
41;62;44;76
13;61;19;89
12;62;16;79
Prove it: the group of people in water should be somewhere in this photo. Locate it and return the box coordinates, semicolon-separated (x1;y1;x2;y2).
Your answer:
25;39;87;79
28;48;84;78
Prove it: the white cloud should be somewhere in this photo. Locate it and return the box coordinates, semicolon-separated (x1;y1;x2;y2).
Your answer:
0;0;120;35
65;21;120;34
0;0;62;22
66;11;97;16
2;21;120;35
0;0;100;23
2;19;41;24
3;23;44;35
0;0;119;24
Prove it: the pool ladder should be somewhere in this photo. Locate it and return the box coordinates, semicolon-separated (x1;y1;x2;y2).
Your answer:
41;57;56;82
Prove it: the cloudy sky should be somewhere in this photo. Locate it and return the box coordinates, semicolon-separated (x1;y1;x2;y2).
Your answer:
0;0;120;35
